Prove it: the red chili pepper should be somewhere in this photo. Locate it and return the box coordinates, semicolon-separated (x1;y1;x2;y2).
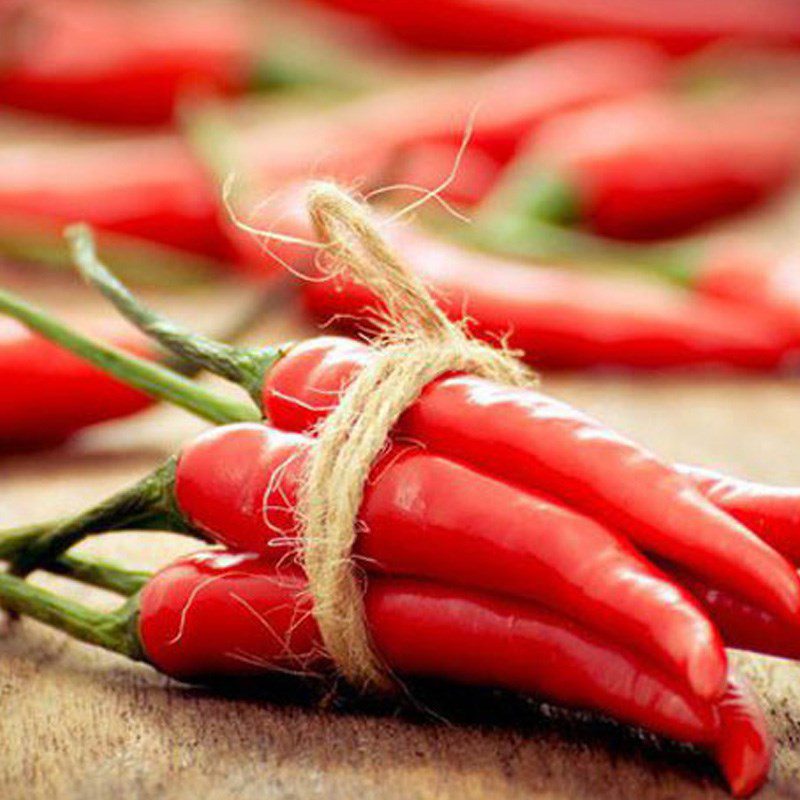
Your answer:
0;0;253;125
300;231;795;370
0;288;274;449
711;676;772;799
0;319;155;449
308;0;800;56
231;39;667;189
673;567;800;662
501;92;800;240
0;135;230;259
226;186;795;370
680;464;800;566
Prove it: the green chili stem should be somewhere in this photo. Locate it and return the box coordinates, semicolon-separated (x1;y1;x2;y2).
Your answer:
0;516;156;596
460;212;699;287
0;521;153;596
8;459;182;577
44;554;151;597
68;224;287;402
0;282;260;425
0;572;143;659
251;36;386;96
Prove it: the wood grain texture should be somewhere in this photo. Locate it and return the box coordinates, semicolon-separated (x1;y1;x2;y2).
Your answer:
1;276;800;800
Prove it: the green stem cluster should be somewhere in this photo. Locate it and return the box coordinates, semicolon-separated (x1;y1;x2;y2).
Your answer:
67;224;287;403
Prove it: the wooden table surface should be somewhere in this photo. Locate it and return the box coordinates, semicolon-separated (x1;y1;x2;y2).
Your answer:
2;273;800;800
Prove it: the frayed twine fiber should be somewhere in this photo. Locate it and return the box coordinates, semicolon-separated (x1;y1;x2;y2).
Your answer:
298;182;537;693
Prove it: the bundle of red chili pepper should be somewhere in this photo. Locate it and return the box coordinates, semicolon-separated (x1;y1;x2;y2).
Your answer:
2;193;798;794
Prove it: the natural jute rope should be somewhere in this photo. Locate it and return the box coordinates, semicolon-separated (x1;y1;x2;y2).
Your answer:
298;182;537;693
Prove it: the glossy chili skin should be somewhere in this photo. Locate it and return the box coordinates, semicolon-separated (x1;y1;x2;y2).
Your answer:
711;677;772;799
172;422;726;698
675;568;800;662
262;336;800;622
524;94;800;240
0;319;154;449
0;135;230;259
309;0;800;55
680;464;800;566
0;0;252;125
137;551;719;745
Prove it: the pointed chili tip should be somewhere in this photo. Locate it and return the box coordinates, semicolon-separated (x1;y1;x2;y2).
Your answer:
686;639;728;703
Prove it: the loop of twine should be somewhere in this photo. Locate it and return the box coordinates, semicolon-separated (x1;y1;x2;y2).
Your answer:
297;182;536;693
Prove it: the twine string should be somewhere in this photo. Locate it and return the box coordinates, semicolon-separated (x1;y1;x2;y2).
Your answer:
297;182;536;692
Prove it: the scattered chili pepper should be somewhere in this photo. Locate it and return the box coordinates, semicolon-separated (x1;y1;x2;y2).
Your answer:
227;39;667;194
300;231;796;371
0;134;230;259
309;0;800;55
0;549;771;795
0;0;253;125
0;282;277;450
0;318;154;449
20;228;797;630
494;92;800;240
224;185;797;370
0;287;263;449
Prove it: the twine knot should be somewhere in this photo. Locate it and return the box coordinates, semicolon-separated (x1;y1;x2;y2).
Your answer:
297;182;536;692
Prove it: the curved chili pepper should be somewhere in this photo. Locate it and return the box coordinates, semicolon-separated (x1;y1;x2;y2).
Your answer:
36;237;800;626
0;135;229;259
496;92;800;240
309;0;800;55
0;287;270;450
711;676;772;799
172;421;727;698
679;464;800;566
0;0;252;125
300;232;795;370
228;39;667;195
